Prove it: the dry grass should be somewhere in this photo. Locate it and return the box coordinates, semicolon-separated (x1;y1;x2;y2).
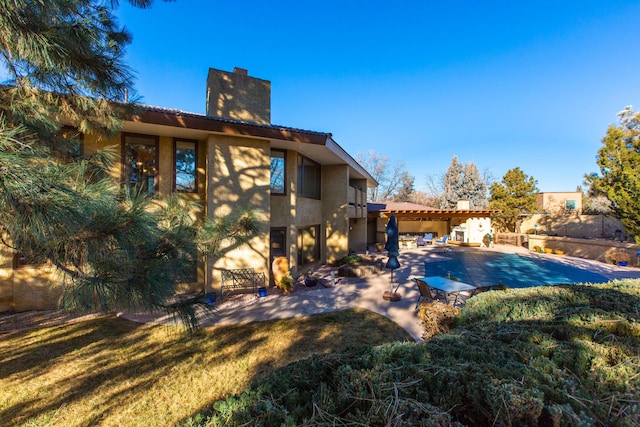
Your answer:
0;309;410;426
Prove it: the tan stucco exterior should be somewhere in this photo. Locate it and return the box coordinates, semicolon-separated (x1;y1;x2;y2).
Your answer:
206;134;271;292
536;191;582;214
528;235;639;266
1;68;377;310
206;67;271;125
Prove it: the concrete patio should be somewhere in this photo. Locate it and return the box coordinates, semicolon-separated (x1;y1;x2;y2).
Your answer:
123;243;640;342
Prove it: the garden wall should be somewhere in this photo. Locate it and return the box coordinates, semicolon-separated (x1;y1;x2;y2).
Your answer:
520;214;629;240
526;235;640;266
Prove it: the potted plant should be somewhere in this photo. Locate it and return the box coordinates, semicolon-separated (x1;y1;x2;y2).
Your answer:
276;272;295;293
543;247;553;254
610;251;631;266
554;249;564;255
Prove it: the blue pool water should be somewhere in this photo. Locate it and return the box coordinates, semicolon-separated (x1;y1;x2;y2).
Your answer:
424;251;611;288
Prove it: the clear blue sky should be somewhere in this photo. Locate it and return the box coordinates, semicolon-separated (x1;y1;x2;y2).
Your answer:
116;0;640;193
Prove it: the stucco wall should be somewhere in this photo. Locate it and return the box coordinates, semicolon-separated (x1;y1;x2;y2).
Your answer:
527;235;640;266
206;134;271;293
396;220;448;239
0;245;14;312
538;192;582;213
323;165;349;264
206;67;271;125
11;265;61;311
0;241;60;312
520;214;626;240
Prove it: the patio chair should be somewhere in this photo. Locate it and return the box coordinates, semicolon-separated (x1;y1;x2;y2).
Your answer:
435;234;449;244
416;235;426;247
414;278;447;309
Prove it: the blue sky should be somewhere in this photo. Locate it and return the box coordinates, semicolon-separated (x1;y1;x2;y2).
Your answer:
116;1;640;193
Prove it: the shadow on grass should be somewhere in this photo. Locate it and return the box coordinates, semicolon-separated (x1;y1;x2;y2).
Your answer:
0;309;410;426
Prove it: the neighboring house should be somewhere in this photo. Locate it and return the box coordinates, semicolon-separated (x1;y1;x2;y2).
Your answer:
536;191;582;214
0;67;375;312
367;201;495;246
520;191;625;239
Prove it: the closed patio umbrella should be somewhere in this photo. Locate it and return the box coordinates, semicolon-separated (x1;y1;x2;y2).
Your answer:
384;213;401;301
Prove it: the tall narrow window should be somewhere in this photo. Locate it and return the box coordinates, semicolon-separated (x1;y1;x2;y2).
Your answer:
270;150;286;194
297;155;320;199
270;228;286;260
122;133;158;195
174;139;197;192
298;225;320;266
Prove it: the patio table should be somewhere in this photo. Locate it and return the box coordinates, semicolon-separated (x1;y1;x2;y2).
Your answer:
414;276;477;305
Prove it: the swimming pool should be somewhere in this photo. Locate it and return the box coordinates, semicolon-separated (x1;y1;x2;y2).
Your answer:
423;251;612;288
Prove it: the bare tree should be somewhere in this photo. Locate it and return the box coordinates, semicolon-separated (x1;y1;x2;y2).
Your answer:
356;150;408;202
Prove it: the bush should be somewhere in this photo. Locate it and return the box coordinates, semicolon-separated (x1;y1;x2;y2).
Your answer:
608;251;631;264
193;280;640;426
333;254;362;266
275;272;294;293
417;300;460;340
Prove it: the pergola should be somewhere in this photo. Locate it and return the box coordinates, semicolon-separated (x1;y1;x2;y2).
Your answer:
367;202;498;245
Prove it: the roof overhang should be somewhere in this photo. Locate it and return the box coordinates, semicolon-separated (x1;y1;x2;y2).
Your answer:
123;105;378;186
368;203;498;221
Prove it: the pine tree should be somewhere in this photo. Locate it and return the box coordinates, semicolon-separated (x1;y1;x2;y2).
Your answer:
0;0;257;329
588;106;640;242
461;162;488;208
488;167;539;232
441;156;464;209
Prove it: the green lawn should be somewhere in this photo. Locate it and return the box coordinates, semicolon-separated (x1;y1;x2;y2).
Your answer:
0;309;411;426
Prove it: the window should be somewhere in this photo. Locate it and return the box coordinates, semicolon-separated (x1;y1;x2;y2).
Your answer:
13;251;45;269
182;246;198;283
54;126;83;160
297;155;320;199
270;228;286;259
270;150;286;194
298;225;320;266
174;139;197;192
122;133;158;195
565;199;577;210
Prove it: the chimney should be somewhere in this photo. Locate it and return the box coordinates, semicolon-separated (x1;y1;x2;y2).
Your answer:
206;67;271;124
456;200;470;210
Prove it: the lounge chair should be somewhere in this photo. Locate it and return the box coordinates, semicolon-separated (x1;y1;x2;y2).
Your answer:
435;234;449;244
416;236;426;246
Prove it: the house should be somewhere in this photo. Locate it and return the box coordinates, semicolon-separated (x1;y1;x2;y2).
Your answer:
367;201;495;247
519;191;626;239
536;191;582;214
0;67;376;312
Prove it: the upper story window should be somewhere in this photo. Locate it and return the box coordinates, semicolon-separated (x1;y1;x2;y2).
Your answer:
122;133;158;196
270;150;286;194
174;139;197;192
297;154;320;199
